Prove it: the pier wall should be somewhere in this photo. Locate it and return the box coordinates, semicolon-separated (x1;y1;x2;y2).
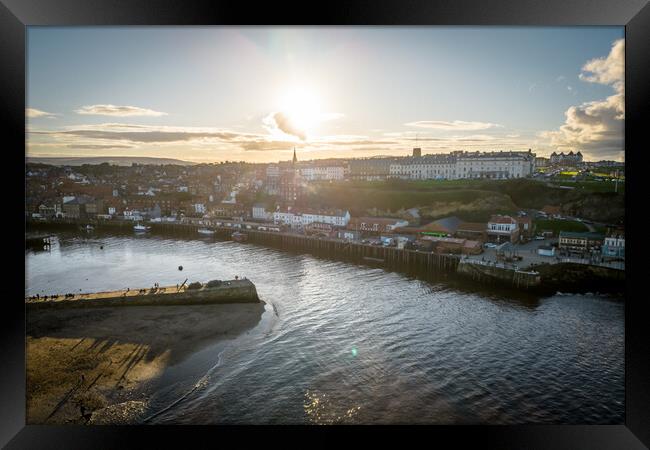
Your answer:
533;262;624;294
27;280;259;310
456;260;541;289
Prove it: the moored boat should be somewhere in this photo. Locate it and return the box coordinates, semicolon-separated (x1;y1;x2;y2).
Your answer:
231;231;248;242
134;223;151;232
198;228;215;235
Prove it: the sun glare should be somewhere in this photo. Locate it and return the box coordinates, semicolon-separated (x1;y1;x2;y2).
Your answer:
279;86;322;138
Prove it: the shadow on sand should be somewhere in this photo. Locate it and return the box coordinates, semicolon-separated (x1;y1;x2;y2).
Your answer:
26;302;265;424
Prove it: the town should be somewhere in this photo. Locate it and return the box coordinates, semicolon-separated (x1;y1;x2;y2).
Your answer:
26;147;625;272
20;26;629;430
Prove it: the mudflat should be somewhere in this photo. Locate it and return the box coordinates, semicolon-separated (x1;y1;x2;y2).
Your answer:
26;302;265;424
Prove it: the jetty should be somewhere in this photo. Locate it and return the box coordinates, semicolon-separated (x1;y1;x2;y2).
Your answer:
26;279;259;309
456;259;541;289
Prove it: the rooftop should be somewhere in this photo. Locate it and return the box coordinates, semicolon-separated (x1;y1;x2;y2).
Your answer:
559;231;605;239
488;215;517;224
457;222;487;232
349;217;407;225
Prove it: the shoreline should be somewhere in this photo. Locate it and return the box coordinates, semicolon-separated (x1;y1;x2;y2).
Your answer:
26;301;265;424
27;220;625;296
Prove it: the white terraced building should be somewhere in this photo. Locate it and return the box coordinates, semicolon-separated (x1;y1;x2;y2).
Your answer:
272;208;351;230
455;150;535;179
300;166;345;181
388;150;535;180
389;155;457;180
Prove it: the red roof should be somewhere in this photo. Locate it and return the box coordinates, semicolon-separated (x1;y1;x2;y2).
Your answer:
349;217;403;226
488;215;516;224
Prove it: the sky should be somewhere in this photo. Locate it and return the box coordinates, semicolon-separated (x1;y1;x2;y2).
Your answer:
26;27;625;163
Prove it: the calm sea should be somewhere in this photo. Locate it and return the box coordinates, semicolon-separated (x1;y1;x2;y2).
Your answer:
25;231;624;424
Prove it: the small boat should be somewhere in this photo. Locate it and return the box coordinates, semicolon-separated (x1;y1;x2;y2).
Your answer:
84;224;94;231
198;228;215;235
134;223;151;232
231;231;248;242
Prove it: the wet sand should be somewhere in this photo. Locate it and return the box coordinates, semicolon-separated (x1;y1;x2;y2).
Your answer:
26;302;265;424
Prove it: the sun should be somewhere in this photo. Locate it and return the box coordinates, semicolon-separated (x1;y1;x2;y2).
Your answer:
278;86;322;138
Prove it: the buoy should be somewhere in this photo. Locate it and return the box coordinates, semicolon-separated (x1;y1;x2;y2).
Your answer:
100;245;104;249
178;265;183;271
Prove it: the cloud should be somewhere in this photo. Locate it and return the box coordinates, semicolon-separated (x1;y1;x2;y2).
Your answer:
263;111;306;140
66;144;134;149
32;123;246;143
579;38;624;93
540;93;624;156
453;134;499;142
540;39;624;159
28;121;534;158
239;140;301;152
75;104;168;117
26;108;57;118
29;122;299;153
39;129;235;143
404;120;501;131
556;75;566;82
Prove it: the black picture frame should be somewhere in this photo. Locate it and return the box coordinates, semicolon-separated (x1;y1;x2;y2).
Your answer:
3;0;649;448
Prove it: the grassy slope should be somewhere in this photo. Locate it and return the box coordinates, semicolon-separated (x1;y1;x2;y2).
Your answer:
305;184;517;221
306;178;624;224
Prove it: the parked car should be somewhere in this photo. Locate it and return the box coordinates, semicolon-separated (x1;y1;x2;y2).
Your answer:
484;243;497;249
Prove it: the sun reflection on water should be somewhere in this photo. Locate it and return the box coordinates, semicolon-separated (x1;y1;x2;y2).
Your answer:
304;390;362;424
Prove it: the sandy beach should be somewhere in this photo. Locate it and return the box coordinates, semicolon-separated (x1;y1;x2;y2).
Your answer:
26;302;265;424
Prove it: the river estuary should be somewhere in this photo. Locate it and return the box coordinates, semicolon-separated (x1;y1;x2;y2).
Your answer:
25;231;624;424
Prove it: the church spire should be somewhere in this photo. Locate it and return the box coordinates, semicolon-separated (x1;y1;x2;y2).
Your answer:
292;147;297;164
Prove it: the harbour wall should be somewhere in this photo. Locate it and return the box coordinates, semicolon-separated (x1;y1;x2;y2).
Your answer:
27;219;462;277
27;219;623;294
26;279;259;310
533;262;625;294
456;260;541;289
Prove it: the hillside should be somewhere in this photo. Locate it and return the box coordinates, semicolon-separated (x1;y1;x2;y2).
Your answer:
306;183;517;221
307;179;624;224
26;156;197;167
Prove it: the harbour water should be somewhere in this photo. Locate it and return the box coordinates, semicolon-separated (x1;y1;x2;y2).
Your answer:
25;231;624;424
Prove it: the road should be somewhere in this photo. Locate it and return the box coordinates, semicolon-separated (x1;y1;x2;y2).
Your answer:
465;237;624;271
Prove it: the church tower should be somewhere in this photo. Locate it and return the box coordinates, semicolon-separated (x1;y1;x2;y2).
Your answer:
292;147;297;164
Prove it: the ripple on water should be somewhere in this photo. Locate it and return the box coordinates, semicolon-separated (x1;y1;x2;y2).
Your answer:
26;232;625;424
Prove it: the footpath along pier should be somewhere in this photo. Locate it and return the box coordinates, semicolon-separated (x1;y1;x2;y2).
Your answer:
26;279;259;309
